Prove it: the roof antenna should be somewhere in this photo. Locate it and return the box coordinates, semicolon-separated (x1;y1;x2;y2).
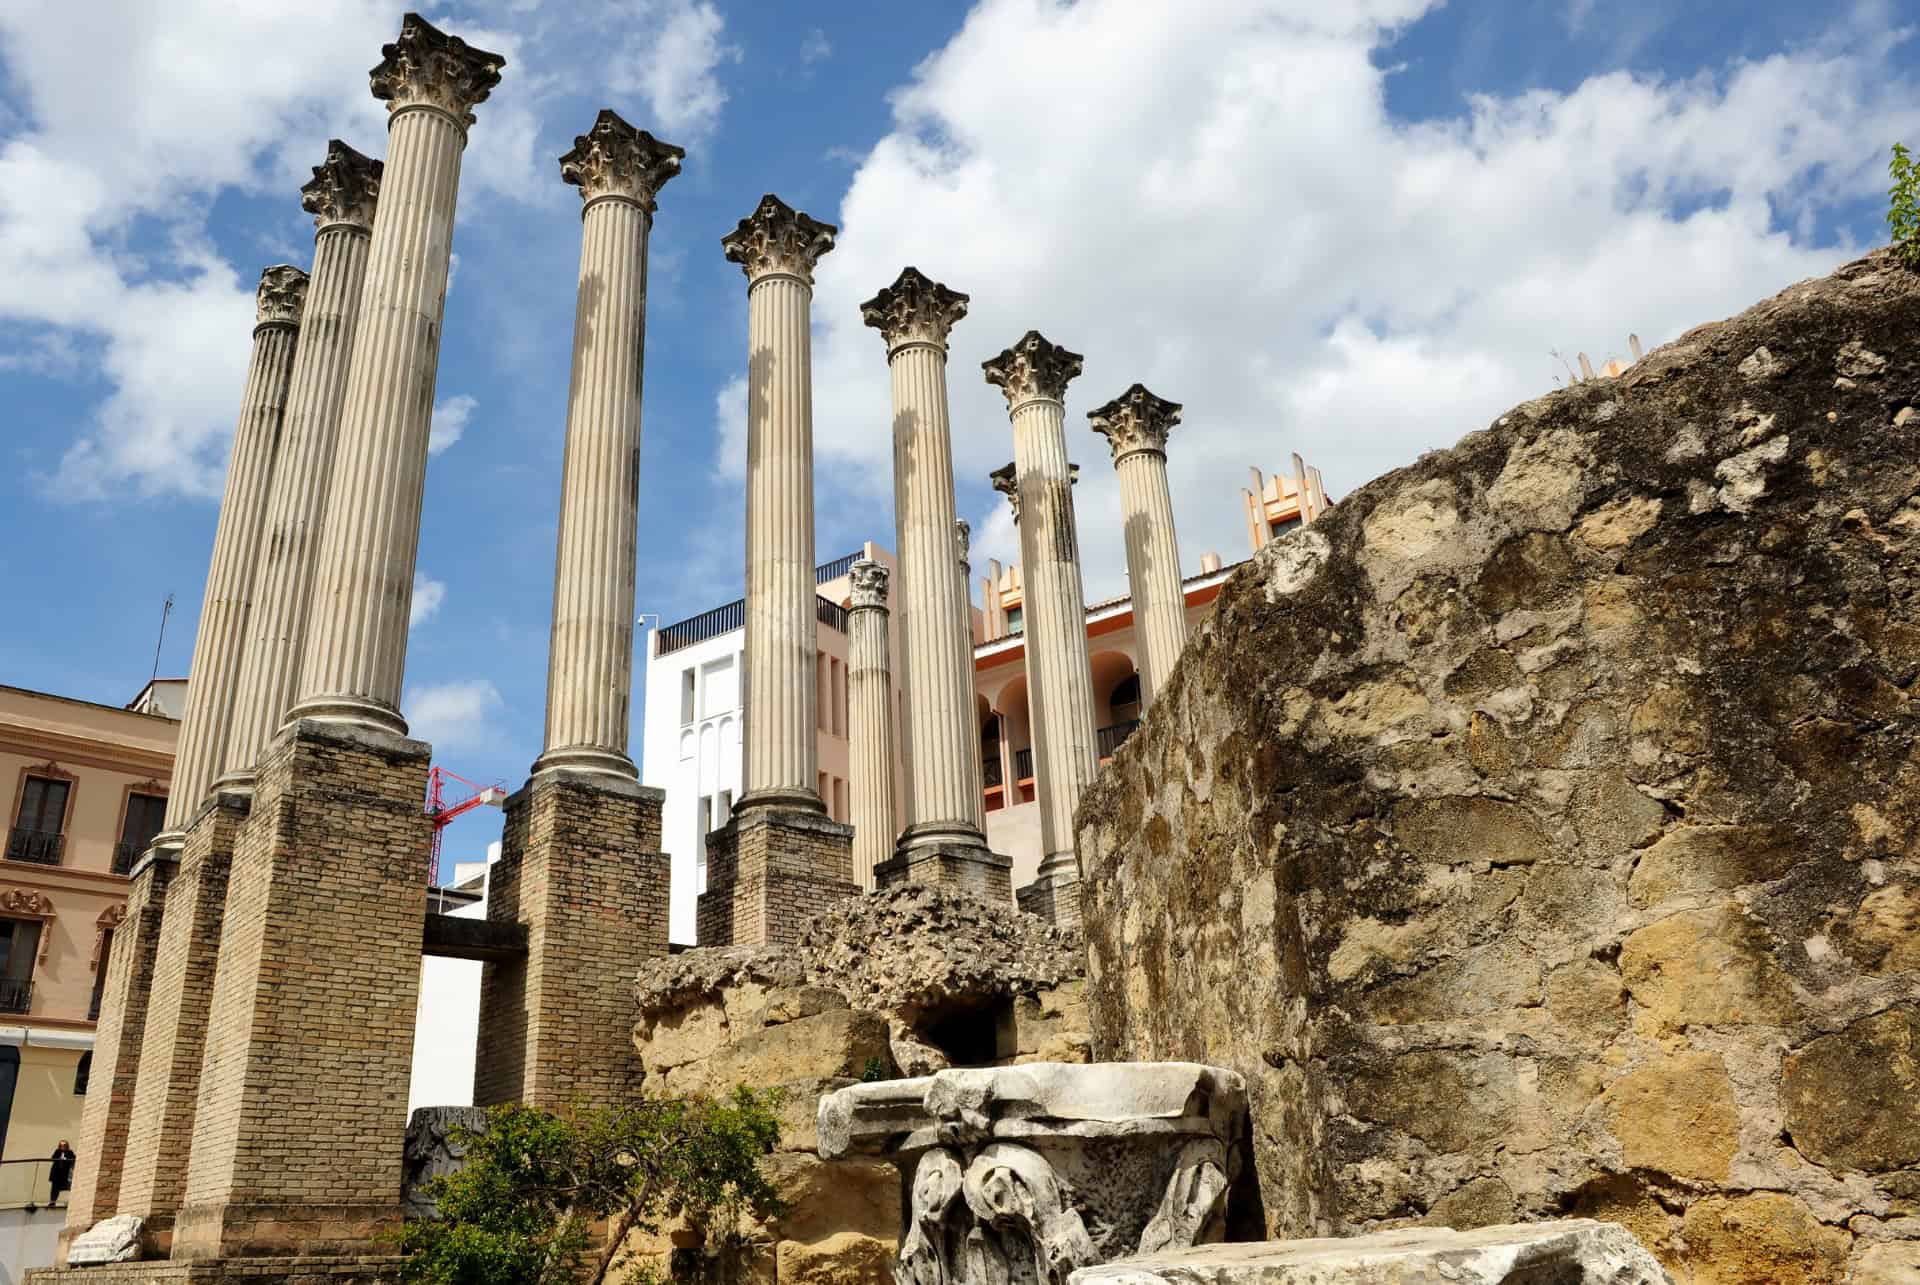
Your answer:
149;593;174;688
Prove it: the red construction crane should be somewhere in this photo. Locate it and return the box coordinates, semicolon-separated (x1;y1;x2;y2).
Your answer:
424;765;508;887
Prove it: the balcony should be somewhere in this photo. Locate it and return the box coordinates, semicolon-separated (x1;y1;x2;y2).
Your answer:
982;752;1004;789
5;828;62;866
0;979;33;1015
1013;748;1034;781
112;841;141;876
1097;719;1141;760
815;596;849;634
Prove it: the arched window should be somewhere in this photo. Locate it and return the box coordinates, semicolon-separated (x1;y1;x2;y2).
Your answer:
74;1051;91;1096
1110;673;1141;719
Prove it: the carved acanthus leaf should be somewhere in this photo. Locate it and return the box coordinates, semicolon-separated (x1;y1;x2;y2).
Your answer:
301;139;383;232
990;463;1020;524
559;109;684;211
956;520;971;566
962;1143;1097;1285
1088;383;1182;461
369;13;505;129
861;267;969;350
721;194;837;284
983;331;1084;407
848;558;890;610
255;265;309;328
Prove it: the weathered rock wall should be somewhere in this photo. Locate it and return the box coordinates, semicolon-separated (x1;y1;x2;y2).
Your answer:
1080;251;1920;1283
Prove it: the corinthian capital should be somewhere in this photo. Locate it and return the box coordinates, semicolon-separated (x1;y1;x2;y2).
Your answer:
369;13;505;130
848;558;890;610
560;109;684;212
990;463;1020;524
860;267;968;352
255;265;309;329
1088;384;1182;462
722;194;837;285
982;331;1083;408
955;520;971;566
301;139;383;233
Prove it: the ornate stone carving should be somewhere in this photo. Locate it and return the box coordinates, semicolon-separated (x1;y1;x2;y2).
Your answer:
402;1105;488;1218
721;194;837;285
368;12;505;130
93;902;128;967
1088;384;1182;462
862;267;969;351
990;463;1020;524
0;888;56;961
559;109;684;212
300;138;383;232
956;520;971;567
849;558;890;610
982;331;1084;408
821;1063;1246;1285
254;265;309;329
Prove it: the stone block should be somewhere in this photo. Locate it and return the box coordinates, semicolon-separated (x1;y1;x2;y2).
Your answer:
776;1232;896;1285
1780;1005;1920;1172
67;1214;145;1265
1603;1050;1739;1182
673;1010;892;1099
1069;1221;1670;1284
1678;1193;1850;1284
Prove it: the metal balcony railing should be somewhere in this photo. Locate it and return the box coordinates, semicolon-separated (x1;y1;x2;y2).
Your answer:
0;979;33;1015
1013;748;1034;781
5;828;62;866
88;992;101;1021
111;841;141;876
1097;719;1141;759
982;753;1004;789
815;597;849;634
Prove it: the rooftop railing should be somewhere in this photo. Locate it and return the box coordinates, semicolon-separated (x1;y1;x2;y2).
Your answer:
659;595;851;658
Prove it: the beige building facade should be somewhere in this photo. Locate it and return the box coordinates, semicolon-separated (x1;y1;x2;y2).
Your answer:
0;685;176;1191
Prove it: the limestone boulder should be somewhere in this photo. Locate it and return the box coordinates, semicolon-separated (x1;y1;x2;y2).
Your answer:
67;1215;144;1266
665;1009;892;1099
1079;249;1920;1280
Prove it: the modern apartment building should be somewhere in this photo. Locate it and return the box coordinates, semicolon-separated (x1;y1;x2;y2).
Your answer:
0;683;177;1199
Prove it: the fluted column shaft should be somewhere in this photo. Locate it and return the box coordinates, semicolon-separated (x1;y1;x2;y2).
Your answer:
536;195;654;777
847;571;897;888
1010;395;1098;876
1116;447;1185;703
291;104;470;732
158;280;303;843
220;223;372;786
888;342;987;848
741;273;821;808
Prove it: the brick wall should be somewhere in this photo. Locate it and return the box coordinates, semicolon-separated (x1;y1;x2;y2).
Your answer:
474;771;670;1111
696;808;858;947
59;850;176;1261
1014;874;1081;933
873;844;1012;906
173;720;430;1260
119;793;243;1240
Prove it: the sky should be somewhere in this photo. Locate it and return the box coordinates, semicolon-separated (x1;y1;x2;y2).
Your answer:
1;0;1915;862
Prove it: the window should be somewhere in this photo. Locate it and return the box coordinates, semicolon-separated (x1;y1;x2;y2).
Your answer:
1005;605;1024;636
115;793;166;875
680;669;697;725
73;1052;91;1096
1269;514;1304;538
695;795;712;895
10;776;70;865
1110;673;1141;718
0;919;40;1014
717;789;733;822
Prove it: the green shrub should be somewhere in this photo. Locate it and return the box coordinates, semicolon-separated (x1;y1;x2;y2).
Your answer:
1891;143;1919;270
395;1089;785;1285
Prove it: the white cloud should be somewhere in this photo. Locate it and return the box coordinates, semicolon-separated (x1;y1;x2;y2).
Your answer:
402;678;505;751
710;374;748;481
791;0;1918;601
608;0;741;142
410;573;447;628
801;27;832;65
428;394;478;455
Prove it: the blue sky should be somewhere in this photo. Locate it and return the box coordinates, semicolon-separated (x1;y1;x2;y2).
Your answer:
1;0;1913;860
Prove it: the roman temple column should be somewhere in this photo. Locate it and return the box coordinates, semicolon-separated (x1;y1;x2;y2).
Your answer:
287;13;503;733
984;332;1097;927
846;559;898;889
1090;384;1186;706
861;269;1009;901
216;140;382;792
151;265;307;852
533;110;684;780
698;196;857;946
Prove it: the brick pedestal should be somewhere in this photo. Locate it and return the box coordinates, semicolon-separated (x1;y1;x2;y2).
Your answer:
171;720;430;1261
1015;874;1081;933
695;808;857;946
58;851;177;1263
475;771;670;1110
875;842;1012;907
118;793;244;1253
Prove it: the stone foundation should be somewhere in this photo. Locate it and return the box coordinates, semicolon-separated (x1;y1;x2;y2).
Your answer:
696;808;857;947
172;720;430;1261
874;839;1012;907
475;770;670;1110
28;1254;404;1283
118;793;243;1250
1015;873;1080;933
